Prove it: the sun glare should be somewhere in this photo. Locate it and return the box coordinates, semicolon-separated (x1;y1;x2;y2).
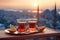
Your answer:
34;3;38;7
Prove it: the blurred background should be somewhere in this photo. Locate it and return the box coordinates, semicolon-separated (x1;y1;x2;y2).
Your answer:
0;0;60;31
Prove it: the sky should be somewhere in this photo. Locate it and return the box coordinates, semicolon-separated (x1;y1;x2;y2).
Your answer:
0;0;60;9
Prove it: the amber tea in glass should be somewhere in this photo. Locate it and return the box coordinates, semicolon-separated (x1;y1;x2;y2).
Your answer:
28;21;37;31
17;22;26;32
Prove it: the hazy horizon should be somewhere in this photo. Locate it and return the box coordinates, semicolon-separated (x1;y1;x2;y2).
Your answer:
0;0;60;10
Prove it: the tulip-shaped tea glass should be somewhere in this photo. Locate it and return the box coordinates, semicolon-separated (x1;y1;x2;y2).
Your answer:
17;19;27;33
27;19;38;32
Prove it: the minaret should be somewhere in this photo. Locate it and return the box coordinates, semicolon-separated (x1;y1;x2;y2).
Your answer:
37;5;39;26
53;3;57;29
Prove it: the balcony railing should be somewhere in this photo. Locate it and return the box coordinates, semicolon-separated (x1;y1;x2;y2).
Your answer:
0;27;60;40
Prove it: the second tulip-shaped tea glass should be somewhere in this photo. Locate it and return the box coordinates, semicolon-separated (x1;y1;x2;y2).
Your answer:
27;21;38;32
